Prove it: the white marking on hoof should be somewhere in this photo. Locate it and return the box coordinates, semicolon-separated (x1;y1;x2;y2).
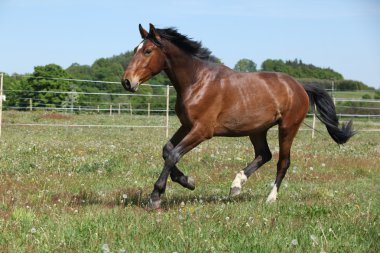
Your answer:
266;184;278;203
230;171;247;196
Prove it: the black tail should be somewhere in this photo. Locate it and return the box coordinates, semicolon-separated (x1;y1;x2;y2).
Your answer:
304;84;355;144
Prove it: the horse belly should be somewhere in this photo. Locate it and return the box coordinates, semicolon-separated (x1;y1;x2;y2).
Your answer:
214;110;280;137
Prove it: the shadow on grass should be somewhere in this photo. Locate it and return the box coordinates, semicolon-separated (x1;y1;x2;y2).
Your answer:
63;188;261;210
160;193;260;210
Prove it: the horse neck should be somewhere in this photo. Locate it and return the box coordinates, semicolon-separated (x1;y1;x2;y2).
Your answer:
163;44;206;95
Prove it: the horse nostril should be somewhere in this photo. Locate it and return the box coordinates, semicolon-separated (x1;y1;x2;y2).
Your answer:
122;79;131;90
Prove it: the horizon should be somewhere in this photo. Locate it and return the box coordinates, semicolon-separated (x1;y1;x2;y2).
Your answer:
0;0;379;88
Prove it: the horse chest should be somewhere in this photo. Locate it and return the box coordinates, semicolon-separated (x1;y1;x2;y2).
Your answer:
175;95;214;127
175;101;197;126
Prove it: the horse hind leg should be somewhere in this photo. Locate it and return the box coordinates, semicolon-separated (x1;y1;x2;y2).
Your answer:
230;131;272;197
266;124;300;203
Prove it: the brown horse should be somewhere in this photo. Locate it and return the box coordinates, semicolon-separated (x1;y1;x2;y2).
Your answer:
122;24;354;209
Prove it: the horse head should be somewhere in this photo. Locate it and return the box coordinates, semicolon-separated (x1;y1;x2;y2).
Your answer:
121;24;166;92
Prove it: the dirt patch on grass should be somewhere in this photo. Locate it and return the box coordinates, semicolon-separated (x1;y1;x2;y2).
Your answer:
42;113;72;120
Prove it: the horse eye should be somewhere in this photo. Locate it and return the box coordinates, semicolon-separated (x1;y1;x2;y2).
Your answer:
144;48;152;55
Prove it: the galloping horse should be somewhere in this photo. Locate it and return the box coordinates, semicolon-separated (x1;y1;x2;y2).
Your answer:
122;24;354;209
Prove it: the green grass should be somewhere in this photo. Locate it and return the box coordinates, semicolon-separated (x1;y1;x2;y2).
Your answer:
333;90;377;99
0;112;379;252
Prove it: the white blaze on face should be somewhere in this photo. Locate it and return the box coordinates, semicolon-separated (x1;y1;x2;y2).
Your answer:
136;41;144;52
266;184;278;203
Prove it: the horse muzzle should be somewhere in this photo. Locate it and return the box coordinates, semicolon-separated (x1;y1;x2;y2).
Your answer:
121;78;139;92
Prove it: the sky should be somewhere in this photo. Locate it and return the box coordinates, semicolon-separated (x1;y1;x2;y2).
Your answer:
0;0;379;88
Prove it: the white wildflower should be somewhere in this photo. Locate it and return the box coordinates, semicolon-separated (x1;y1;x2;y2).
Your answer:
291;239;298;246
310;234;318;245
102;244;110;253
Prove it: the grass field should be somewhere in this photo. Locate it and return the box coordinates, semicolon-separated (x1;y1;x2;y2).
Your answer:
0;112;379;252
333;90;378;99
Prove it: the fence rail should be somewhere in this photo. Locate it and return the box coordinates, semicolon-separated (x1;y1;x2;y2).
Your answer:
1;74;379;137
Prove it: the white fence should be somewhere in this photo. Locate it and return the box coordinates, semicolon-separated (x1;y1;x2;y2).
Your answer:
0;75;174;137
0;74;379;138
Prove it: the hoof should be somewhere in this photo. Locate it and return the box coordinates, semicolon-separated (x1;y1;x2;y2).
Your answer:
266;185;278;204
186;176;196;190
148;198;161;210
229;187;241;197
266;196;277;204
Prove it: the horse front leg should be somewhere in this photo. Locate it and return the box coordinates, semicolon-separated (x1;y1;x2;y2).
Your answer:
162;126;195;190
149;125;210;209
163;141;195;190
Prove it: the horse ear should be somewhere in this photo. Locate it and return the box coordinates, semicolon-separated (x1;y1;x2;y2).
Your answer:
149;23;161;41
139;24;148;39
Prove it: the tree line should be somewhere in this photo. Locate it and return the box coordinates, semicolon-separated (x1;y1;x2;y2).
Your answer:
2;52;378;113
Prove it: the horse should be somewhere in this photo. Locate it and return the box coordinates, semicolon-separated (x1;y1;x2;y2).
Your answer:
121;24;354;209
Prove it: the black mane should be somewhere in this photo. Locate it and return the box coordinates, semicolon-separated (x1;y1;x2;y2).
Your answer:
155;27;216;62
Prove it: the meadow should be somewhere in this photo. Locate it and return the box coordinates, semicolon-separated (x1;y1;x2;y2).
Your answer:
333;90;377;99
0;111;379;252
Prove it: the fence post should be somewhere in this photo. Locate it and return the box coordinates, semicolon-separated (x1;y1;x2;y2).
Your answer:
312;104;316;139
29;98;33;111
0;73;3;137
130;103;133;115
118;103;121;115
70;95;74;113
165;85;170;138
147;103;150;117
331;81;336;106
110;104;113;115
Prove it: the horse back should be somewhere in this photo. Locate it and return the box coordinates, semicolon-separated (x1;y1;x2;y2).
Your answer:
213;71;309;136
176;68;309;136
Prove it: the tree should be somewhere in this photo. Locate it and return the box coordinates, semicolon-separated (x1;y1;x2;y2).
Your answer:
374;90;380;100
66;63;92;80
261;59;344;80
3;74;32;110
362;94;371;99
336;80;373;91
27;64;72;108
234;59;257;72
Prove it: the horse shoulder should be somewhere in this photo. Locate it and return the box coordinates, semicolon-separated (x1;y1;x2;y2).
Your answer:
176;78;223;128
